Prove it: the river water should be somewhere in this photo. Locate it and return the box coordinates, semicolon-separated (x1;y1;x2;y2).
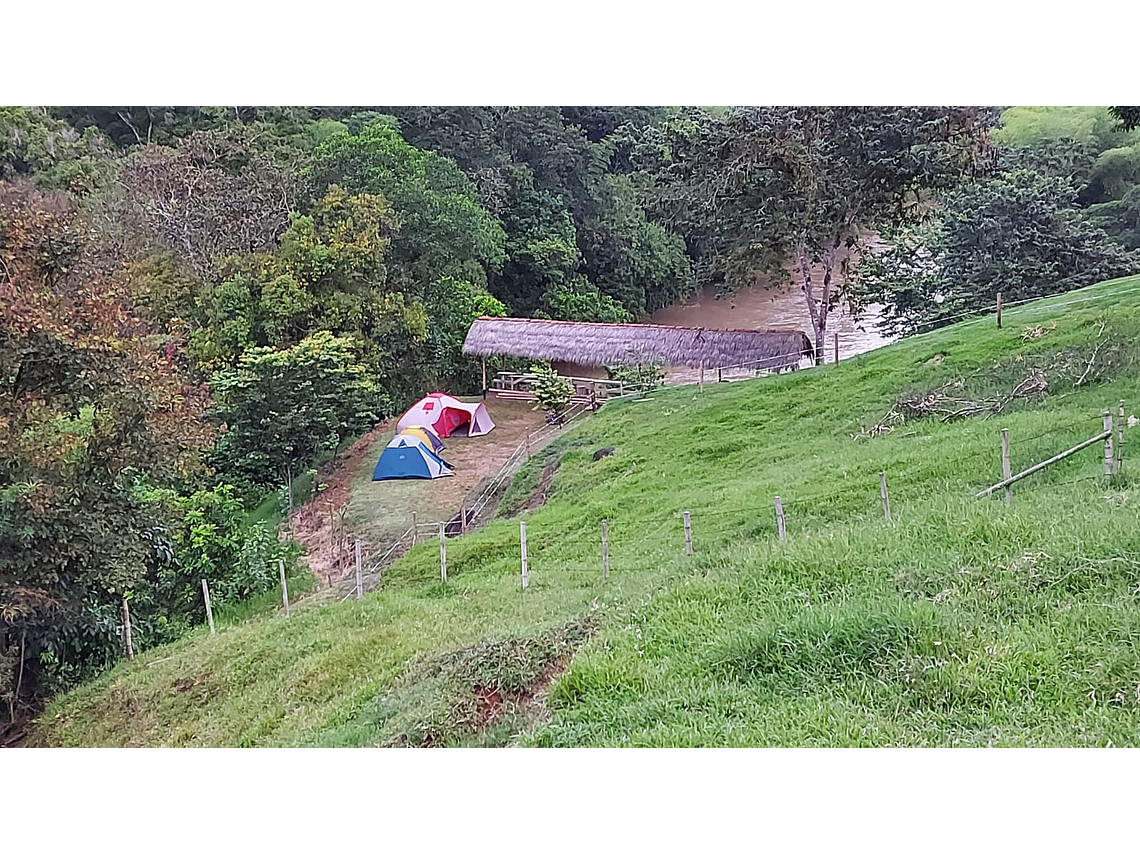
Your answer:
647;253;896;384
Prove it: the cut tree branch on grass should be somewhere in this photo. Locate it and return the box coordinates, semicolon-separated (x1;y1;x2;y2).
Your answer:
1074;320;1108;388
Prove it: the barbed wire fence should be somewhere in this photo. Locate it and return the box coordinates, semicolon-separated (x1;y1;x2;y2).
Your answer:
274;401;1127;615
252;281;1137;618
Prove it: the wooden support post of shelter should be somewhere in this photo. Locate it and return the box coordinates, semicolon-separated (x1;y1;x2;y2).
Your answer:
774;496;787;542
879;472;892;522
481;356;487;399
996;292;1003;328
201;579;215;635
279;558;290;617
601;520;609;582
682;511;693;556
1001;428;1012;507
354;539;363;600
121;596;134;660
439;522;447;583
520;521;529;589
1104;410;1115;482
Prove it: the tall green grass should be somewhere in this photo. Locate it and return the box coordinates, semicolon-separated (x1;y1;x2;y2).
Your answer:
30;275;1140;746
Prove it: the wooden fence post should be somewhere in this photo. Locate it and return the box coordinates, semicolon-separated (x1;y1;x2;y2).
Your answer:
879;472;892;522
201;579;215;635
833;333;839;365
1104;410;1115;481
411;512;418;546
1001;428;1012;507
121;596;134;660
439;522;447;582
774;496;787;542
699;361;705;391
1117;400;1125;474
996;292;1003;328
526;433;532;460
717;367;723;383
460;505;467;535
279;558;290;617
354;538;363;600
520;521;529;589
682;511;693;556
601;520;609;582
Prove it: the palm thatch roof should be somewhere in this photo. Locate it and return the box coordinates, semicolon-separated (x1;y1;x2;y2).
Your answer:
462;317;814;369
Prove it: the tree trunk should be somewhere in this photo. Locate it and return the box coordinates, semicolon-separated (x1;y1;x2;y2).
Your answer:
798;247;826;367
815;252;836;367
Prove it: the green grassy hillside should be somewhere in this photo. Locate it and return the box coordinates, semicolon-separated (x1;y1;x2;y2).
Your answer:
31;276;1140;746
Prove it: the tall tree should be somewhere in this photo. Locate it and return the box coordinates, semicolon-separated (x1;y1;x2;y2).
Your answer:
0;182;211;714
854;169;1140;335
120;126;305;274
1111;107;1140;132
667;107;995;361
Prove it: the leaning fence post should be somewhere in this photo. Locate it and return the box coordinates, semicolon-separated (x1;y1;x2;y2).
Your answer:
1104;411;1115;481
1001;428;1012;507
279;558;290;617
879;471;892;522
520;521;529;589
774;496;787;542
682;511;693;556
1117;400;1125;474
439;522;447;583
996;292;1003;328
411;512;418;546
121;596;134;660
201;579;215;635
601;519;609;582
354;539;363;600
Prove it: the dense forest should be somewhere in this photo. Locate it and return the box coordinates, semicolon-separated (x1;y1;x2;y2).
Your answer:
3;105;1139;724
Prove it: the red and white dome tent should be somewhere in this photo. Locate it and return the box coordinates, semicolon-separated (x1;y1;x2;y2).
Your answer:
396;393;495;438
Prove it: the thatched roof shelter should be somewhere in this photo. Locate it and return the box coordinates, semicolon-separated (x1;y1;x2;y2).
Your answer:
462;317;814;370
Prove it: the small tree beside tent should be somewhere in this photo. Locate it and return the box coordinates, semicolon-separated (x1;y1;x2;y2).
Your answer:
210;332;384;506
529;362;574;423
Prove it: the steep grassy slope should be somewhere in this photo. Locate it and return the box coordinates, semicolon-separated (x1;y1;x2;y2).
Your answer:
31;276;1140;746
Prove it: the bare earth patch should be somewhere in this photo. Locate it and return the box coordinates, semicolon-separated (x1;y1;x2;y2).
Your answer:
344;398;551;549
289;423;391;584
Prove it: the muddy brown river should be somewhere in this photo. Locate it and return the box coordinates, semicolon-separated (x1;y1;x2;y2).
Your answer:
647;248;896;384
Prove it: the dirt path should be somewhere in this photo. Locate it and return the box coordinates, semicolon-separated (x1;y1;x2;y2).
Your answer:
344;399;549;550
289;422;391;585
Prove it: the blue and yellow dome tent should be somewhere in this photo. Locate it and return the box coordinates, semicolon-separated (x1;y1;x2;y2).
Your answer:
372;435;454;481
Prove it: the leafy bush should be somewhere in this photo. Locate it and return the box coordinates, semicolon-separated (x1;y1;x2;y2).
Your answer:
528;362;574;416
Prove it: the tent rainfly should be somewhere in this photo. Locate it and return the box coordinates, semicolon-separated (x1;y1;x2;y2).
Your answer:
372;435;454;481
399;425;445;453
397;393;495;438
461;317;814;371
